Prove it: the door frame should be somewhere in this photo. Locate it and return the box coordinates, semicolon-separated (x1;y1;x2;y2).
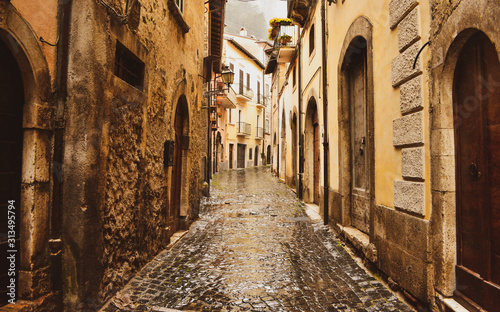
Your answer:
337;17;375;236
0;7;53;302
429;1;500;299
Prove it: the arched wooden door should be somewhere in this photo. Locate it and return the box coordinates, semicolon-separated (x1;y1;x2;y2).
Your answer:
347;39;370;234
0;38;24;306
170;99;188;233
453;32;500;311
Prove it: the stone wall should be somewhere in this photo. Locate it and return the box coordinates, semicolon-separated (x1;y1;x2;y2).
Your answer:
62;0;207;310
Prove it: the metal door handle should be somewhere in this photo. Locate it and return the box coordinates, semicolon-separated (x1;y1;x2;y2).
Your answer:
469;163;481;178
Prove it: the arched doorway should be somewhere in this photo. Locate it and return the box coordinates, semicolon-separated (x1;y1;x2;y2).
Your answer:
453;31;500;310
0;34;24;307
254;146;259;166
170;96;189;233
281;110;286;178
267;145;271;165
344;36;370;234
292;112;298;190
305;98;319;204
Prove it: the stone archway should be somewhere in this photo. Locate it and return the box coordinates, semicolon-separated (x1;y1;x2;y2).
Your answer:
337;16;374;233
429;2;500;304
170;95;190;234
304;97;319;204
0;4;53;304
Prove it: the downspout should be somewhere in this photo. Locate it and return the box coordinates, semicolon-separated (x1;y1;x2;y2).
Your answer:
51;0;73;306
298;38;304;200
321;0;329;225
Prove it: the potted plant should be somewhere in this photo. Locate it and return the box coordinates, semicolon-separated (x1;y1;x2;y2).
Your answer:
268;18;292;41
279;35;292;45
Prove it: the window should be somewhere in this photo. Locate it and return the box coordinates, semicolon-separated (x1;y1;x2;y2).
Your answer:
257;81;261;103
249;148;253;160
247;73;250;90
230;63;234;72
309;24;315;56
293;66;296;87
239;70;244;94
114;41;145;91
228;109;232;123
265;119;270;134
175;0;184;13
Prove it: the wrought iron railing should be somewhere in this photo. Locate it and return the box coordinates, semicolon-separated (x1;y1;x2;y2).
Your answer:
238;122;251;135
233;83;254;100
256;127;264;138
274;25;298;50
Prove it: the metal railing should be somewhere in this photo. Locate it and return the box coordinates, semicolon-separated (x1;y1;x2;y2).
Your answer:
233;83;254;100
256;127;264;138
274;25;298;50
238;122;251;135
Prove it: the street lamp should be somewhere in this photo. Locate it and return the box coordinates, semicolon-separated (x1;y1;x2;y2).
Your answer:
203;65;234;97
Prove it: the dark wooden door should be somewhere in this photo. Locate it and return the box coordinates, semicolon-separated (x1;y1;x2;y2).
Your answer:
237;144;245;168
170;107;185;232
254;146;259;166
292;115;298;188
229;144;233;169
0;39;24;306
313;113;320;204
454;32;500;311
349;45;370;234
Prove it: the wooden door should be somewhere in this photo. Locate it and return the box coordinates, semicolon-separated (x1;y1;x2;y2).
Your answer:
229;144;233;169
170;106;185;232
254;146;259;166
454;32;500;311
292;115;298;188
313;113;320;204
0;39;24;306
237;144;245;168
349;45;370;234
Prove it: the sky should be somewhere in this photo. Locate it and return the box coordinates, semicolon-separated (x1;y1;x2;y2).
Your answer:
225;0;288;41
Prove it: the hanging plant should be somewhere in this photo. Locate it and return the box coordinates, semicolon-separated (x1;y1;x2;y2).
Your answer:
268;27;279;41
269;17;292;27
279;35;292;45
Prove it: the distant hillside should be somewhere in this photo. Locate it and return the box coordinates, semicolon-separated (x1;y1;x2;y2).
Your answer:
225;0;269;40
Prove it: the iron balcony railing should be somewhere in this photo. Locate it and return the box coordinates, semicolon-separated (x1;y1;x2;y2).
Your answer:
274;25;298;50
233;83;254;100
256;127;264;138
237;122;251;135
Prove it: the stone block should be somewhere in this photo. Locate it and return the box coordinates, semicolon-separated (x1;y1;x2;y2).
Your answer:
21;129;51;184
389;0;418;29
402;147;424;179
431;155;455;192
394;180;425;216
398;7;420;52
400;76;423;114
405;212;429;261
431;128;454;157
18;266;52;299
373;205;388;240
392;41;422;87
393;111;423;146
23;102;54;130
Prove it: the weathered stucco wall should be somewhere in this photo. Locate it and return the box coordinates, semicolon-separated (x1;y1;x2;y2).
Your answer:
63;0;206;310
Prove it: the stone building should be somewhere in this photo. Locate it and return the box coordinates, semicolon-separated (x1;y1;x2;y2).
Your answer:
0;0;225;310
219;30;272;171
269;0;500;311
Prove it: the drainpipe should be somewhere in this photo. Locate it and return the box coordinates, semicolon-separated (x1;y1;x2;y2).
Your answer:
321;0;329;225
51;0;73;306
298;39;304;200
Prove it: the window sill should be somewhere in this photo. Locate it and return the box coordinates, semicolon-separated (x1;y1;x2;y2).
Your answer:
167;0;190;34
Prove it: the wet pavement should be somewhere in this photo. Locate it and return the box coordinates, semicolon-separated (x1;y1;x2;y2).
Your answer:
101;167;414;312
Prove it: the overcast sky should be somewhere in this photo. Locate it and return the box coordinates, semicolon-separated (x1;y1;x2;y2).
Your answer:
225;0;288;40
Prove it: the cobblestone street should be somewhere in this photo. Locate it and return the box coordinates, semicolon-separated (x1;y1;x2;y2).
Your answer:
101;167;414;312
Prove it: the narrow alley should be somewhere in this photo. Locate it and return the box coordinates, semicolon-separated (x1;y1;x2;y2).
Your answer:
101;167;413;312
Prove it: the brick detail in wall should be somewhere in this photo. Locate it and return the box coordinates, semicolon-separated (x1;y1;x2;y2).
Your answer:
398;6;420;53
393;111;423;147
394;180;425;217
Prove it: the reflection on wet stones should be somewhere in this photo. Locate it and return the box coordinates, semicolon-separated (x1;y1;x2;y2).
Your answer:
101;167;413;312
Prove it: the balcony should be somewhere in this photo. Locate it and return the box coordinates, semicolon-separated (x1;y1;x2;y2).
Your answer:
216;84;237;109
237;122;251;136
274;25;298;63
233;83;254;102
256;94;265;109
255;127;264;139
